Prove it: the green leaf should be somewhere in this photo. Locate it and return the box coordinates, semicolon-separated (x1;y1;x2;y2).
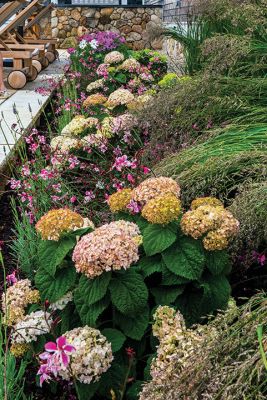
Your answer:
38;237;76;276
161;264;190;285
75;381;99;400
67;226;93;238
138;256;163;278
35;266;77;303
151;285;184;305
114;305;149;340
102;328;126;352
126;381;143;400
78;273;111;306
98;363;126;398
144;355;154;381
109;270;148;315
198;274;231;313
175;291;205;325
205;250;231;276
114;72;127;83
162;237;205;281
143;224;177;256
74;292;110;327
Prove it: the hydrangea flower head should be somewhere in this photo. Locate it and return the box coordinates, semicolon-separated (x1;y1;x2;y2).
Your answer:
132;177;181;206
35;208;84;241
108;188;133;213
61;116;98;137
58;326;113;384
106;89;135;108
104;51;125;64
119;57;141;72
141;193;181;224
181;204;239;250
83;93;107;108
191;197;224;210
50;135;81;153
2;279;40;326
72;220;141;278
86;78;104;93
11;310;52;344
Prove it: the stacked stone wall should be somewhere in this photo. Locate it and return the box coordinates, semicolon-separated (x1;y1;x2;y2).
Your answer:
39;6;163;50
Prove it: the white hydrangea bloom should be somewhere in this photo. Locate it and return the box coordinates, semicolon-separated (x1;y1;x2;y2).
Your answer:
59;326;113;384
49;292;73;311
11;311;52;344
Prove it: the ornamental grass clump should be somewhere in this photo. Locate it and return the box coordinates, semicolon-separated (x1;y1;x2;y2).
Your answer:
72;220;142;278
58;326;113;384
2;279;40;326
35;208;84;241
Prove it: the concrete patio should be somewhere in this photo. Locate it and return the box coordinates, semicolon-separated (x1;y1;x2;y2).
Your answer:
0;49;69;170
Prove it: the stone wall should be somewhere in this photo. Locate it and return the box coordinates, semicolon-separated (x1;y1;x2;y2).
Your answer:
44;6;163;50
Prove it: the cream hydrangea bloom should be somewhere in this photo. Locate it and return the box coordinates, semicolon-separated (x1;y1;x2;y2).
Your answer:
61;115;98;136
2;279;40;326
104;51;125;64
50;135;81;153
49;292;73;311
11;311;52;344
72;220;141;278
86;78;104;93
58;326;113;384
119;57;141;72
132;177;181;206
106;88;135;107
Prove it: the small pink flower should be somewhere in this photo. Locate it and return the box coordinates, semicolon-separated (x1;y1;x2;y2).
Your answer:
112;155;131;171
42;336;76;367
39;169;54;180
21;165;30;176
127;200;141;214
142;166;150;174
6;271;17;286
9;178;21;189
127;174;135;184
70;196;77;203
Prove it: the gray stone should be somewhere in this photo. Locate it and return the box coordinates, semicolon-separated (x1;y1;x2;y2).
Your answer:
151;14;162;24
132;24;142;34
51;17;58;29
87;19;98;28
126;32;142;42
69;19;79;28
82;8;96;18
122;11;135;19
71;9;81;21
52;28;58;38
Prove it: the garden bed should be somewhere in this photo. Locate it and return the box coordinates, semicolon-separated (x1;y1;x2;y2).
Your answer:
1;2;267;399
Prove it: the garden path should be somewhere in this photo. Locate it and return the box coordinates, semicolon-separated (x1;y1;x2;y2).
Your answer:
0;49;69;170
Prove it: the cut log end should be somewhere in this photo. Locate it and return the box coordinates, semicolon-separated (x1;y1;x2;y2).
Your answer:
7;70;27;89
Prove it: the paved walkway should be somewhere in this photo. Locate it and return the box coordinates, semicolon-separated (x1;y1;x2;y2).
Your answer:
0;49;69;169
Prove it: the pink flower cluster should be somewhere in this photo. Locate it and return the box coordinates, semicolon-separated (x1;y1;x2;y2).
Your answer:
38;336;76;386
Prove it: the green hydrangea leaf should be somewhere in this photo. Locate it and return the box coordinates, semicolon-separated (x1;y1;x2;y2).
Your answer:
74;291;110;327
197;274;231;313
143;224;177;256
78;273;111;306
102;328;126;352
138;256;163;278
151;285;185;305
98;363;126;398
126;381;143;400
109;270;148;315
161;264;190;285
75;381;100;400
114;305;149;340
205;250;231;276
162;237;205;281
38;237;76;276
35;266;76;303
